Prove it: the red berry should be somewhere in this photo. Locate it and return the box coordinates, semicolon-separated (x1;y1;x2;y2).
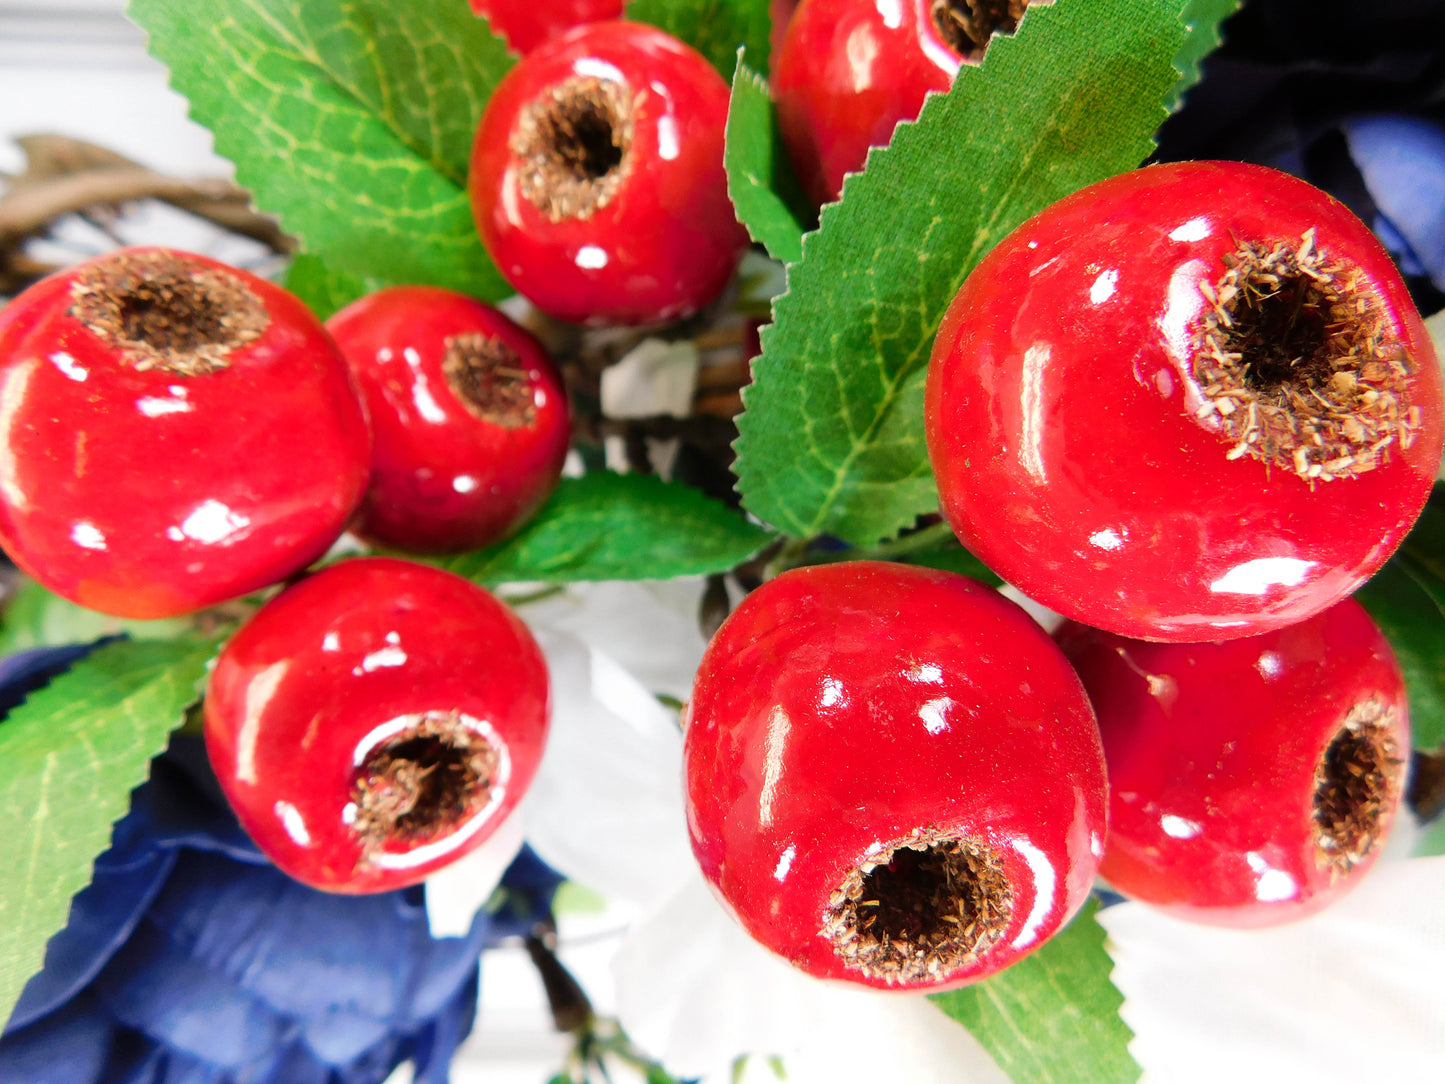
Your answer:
926;162;1445;642
204;557;549;894
775;0;1030;205
469;0;622;54
1056;598;1410;927
684;561;1106;991
0;248;370;619
325;286;571;554
469;21;749;326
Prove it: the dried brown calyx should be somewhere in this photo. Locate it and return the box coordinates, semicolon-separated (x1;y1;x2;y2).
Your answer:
68;249;267;376
822;827;1013;985
350;711;501;860
931;0;1032;59
1193;230;1420;482
1312;699;1404;878
512;75;635;222
443;333;537;428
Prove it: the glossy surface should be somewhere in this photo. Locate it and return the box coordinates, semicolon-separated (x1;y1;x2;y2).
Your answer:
0;248;371;619
326;286;570;553
204;558;550;894
469;0;622;54
469;21;749;325
1057;599;1410;926
926;162;1444;642
775;0;962;205
684;561;1106;990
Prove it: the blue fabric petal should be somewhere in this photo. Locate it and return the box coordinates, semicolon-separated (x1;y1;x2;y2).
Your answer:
0;994;115;1084
1344;114;1445;290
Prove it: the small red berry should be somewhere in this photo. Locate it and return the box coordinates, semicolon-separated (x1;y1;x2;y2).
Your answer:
469;0;622;54
469;21;749;326
775;0;1030;205
1057;598;1410;927
325;286;571;554
0;247;371;619
684;561;1106;991
926;162;1445;642
204;557;550;894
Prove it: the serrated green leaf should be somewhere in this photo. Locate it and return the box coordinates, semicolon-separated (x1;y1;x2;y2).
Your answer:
0;581;190;657
1164;0;1240;112
930;900;1139;1084
899;541;1003;586
129;0;512;298
434;473;774;584
724;54;806;265
0;637;218;1027
282;251;390;322
625;0;771;79
734;0;1191;545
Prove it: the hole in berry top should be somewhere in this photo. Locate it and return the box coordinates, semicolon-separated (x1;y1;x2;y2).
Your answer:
443;333;538;428
823;827;1014;985
1193;230;1421;481
931;0;1032;60
512;75;635;223
1311;699;1403;878
350;710;503;861
68;249;267;376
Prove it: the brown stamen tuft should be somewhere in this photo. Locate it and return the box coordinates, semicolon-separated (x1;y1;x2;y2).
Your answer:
1312;699;1404;878
443;333;537;428
351;711;501;860
931;0;1032;59
512;75;635;222
1193;229;1419;481
823;827;1013;985
68;249;266;376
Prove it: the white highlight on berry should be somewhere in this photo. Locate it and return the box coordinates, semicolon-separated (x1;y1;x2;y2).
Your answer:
1089;269;1119;305
1210;557;1317;596
758;705;791;828
49;351;88;381
274;800;312;847
1169;216;1212;243
1160;814;1202;840
773;843;797;883
69;521;106;550
169;499;251;545
1011;837;1059;950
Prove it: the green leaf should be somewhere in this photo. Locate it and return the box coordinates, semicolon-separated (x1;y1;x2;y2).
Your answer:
0;582;191;656
625;0;771;79
733;0;1191;545
434;473;774;585
1415;813;1445;858
1164;0;1240;112
930;900;1139;1084
282;252;389;322
724;54;807;265
129;0;513;298
899;541;1003;586
0;637;218;1027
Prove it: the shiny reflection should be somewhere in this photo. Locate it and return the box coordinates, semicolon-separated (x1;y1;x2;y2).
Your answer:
1088;528;1124;551
453;475;479;494
49;351;88;382
874;0;903;29
656;114;680;161
169;499;251;545
906;662;943;685
70;521;106;551
1255;651;1283;680
1157;257;1210;362
402;346;447;424
236;660;289;784
758;705;790;827
1159;814;1201;840
1010;838;1058;949
576;245;609;270
0;358;36;510
819;677;846;708
1089;269;1118;305
1246;851;1298;903
1168;216;1212;243
1210;557;1317;596
1019;343;1050;483
274;800;312;847
845;23;879;92
772;843;797;882
917;696;952;735
574;57;625;83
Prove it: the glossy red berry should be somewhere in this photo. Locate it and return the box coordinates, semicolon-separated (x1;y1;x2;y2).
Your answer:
684;561;1106;991
926;162;1445;642
204;557;549;894
469;21;749;326
1057;598;1409;927
775;0;1030;205
469;0;622;54
325;286;570;554
0;247;370;619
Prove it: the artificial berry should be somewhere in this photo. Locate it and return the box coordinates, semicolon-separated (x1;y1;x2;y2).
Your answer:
0;247;371;619
925;161;1445;642
775;0;1030;205
1057;598;1410;926
684;561;1106;991
204;557;549;894
325;286;571;554
469;0;622;54
469;21;750;326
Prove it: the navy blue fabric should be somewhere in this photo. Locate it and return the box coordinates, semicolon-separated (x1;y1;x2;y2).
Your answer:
0;643;563;1084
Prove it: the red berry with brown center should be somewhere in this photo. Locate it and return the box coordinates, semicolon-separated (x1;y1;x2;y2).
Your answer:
469;0;622;54
775;0;1032;205
0;247;371;618
325;286;570;554
684;561;1106;991
926;162;1445;642
469;20;749;326
204;557;550;894
1056;598;1410;927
